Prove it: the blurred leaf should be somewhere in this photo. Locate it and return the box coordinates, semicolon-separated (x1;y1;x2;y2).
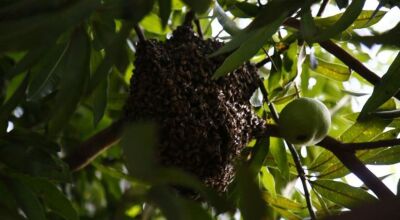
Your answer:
315;10;387;30
359;52;400;120
0;204;24;220
236;166;269;220
148;186;213;220
214;2;241;35
181;0;212;13
158;0;171;28
335;0;349;9
313;0;365;42
0;0;100;51
121;122;158;179
0;73;28;131
311;179;377;209
7;46;50;77
7;178;46;220
260;167;276;197
18;176;78;220
141;13;170;34
49;28;91;135
229;2;259;18
106;0;156;22
356;23;400;47
300;1;318;42
309;57;351;81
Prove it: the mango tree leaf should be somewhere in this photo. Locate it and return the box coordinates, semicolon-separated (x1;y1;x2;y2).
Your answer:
248;137;269;175
270;137;289;180
6;178;46;220
300;1;318;42
309;57;351;81
311;179;378;209
313;0;365;42
214;2;241;35
315;10;387;30
236;166;269;220
373;109;400;119
335;0;349;9
18;176;78;220
181;0;212;14
158;0;171;28
0;0;100;51
356;23;400;47
263;191;305;212
148;186;213;220
90;75;108;126
229;2;260;18
49;28;91;135
0;73;29;131
359;52;400;120
213;19;284;78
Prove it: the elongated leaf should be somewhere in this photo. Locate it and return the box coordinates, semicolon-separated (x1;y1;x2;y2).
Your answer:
356;23;400;47
49;29;91;135
310;57;351;81
315;10;387;30
148;186;213;220
0;0;100;51
313;0;365;42
237;166;269;220
7;179;46;220
91;75;108;126
7;46;50;77
230;2;259;18
270;138;289;180
300;1;318;42
249;137;269;175
17;176;78;220
158;0;171;28
214;3;241;35
312;180;377;209
213;18;284;78
263;192;305;212
359;52;400;120
0;73;28;131
373;109;400;119
28;42;69;100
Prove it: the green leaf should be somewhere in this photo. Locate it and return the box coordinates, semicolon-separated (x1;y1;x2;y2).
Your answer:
0;73;29;131
7;178;46;220
148;186;213;220
311;179;378;209
356;23;400;47
270;137;289;180
359;52;400;120
230;2;260;18
90;76;108;127
49;28;91;135
263;192;305;212
181;0;212;14
373;109;400;119
300;1;318;42
214;2;241;35
313;0;365;42
309;57;351;81
213;20;283;78
249;137;270;175
19;176;78;220
260;167;276;197
7;46;50;77
0;0;100;51
140;13;170;35
158;0;171;28
315;10;387;30
121;122;158;179
236;166;268;220
27;43;69;101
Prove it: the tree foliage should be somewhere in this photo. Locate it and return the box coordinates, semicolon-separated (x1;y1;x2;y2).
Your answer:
1;0;400;219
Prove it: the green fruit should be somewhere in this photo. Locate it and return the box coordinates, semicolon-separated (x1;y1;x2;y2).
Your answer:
279;97;331;145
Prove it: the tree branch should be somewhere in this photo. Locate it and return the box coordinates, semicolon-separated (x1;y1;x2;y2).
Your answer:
341;138;400;151
317;0;330;17
64;119;126;172
265;124;396;199
258;80;316;220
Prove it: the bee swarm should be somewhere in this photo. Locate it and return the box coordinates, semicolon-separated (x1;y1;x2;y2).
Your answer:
124;25;264;193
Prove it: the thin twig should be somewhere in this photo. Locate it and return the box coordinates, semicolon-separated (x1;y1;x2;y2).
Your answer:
183;10;195;26
258;80;316;220
265;124;396;199
317;0;330;17
194;18;204;39
283;18;400;100
134;24;146;43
